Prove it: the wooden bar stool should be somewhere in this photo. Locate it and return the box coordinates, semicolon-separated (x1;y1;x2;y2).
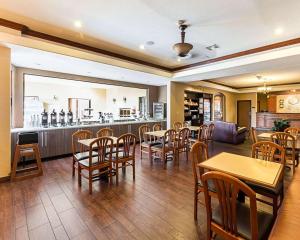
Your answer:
11;132;43;182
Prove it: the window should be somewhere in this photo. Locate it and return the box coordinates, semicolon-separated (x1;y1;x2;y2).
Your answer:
214;93;225;121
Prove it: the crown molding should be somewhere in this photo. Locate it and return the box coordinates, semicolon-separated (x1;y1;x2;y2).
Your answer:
2;18;300;74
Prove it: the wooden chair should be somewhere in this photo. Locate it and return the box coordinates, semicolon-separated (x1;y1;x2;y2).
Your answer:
250;141;285;217
271;132;296;172
284;127;299;166
96;128;113;137
78;137;113;194
284;127;299;136
202;171;273;240
72;130;97;177
139;125;159;162
173;122;183;132
111;133;137;184
151;129;177;169
175;127;190;162
206;123;215;145
190;125;208;145
250;127;258;144
152;123;162;131
190;142;217;220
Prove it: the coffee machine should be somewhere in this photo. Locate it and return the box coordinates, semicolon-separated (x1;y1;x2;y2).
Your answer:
59;109;66;126
67;110;73;125
50;109;57;127
41;109;48;127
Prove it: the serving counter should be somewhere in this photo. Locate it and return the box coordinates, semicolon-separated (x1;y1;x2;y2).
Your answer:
256;112;300;130
11;119;166;159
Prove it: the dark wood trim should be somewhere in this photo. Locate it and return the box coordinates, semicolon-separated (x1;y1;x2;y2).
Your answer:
202;80;239;89
237;100;251;128
2;18;300;73
0;175;10;183
173;37;300;71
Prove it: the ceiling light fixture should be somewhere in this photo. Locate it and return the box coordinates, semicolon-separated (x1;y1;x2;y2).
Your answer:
173;20;193;57
257;75;271;94
74;20;82;28
139;44;145;50
274;27;284;35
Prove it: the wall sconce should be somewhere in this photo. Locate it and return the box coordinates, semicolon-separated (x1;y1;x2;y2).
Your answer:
113;98;116;103
123;97;127;103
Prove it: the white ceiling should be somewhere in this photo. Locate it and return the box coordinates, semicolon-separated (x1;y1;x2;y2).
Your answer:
9;44;169;86
1;0;300;67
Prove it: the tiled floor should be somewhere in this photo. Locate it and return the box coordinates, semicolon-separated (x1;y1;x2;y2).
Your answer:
0;140;291;240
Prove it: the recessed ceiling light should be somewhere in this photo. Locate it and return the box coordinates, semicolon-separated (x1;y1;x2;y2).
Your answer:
139;44;145;50
290;89;296;93
74;20;82;28
274;27;284;35
177;58;181;62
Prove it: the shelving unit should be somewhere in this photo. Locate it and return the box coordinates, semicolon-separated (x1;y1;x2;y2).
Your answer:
184;91;213;126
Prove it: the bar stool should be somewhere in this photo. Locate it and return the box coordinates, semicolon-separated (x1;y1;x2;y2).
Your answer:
11;132;43;182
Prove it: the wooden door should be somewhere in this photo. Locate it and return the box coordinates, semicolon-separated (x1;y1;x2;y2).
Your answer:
237;100;251;128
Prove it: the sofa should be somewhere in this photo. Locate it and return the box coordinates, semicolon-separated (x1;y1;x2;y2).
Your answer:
212;121;247;144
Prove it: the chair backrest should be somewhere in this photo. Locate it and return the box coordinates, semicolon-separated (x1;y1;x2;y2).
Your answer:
202;171;258;240
89;137;113;165
284;127;299;136
139;125;151;143
96;128;113;137
72;130;93;154
271;132;295;150
153;123;162;131
177;127;190;148
173;122;183;132
116;133;137;159
206;123;215;140
250;127;258;144
183;121;190;127
252;141;285;164
163;129;177;148
190;142;208;185
198;125;208;141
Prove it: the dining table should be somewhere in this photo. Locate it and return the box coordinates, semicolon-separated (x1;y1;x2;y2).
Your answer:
181;126;200;131
257;132;300;149
198;152;283;189
144;130;167;138
78;136;118;148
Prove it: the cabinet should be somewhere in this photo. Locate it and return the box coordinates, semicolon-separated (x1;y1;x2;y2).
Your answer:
11;120;166;159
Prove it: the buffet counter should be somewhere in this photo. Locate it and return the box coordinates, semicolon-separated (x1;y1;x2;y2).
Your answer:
11;119;166;159
256;112;300;129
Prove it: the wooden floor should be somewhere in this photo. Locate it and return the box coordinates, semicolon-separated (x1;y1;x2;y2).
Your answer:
0;140;291;240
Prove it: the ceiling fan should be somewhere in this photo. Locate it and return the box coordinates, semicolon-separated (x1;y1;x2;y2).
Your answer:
173;20;193;58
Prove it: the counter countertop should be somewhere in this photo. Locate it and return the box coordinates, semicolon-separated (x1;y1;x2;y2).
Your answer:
11;119;166;133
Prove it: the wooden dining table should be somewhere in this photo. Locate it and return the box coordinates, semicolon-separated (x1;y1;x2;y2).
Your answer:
78;136;118;148
144;130;167;138
198;152;283;188
257;132;300;149
180;126;200;131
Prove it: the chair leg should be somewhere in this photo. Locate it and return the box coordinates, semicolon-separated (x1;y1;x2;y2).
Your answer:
72;157;75;177
186;147;189;162
133;160;135;180
109;163;113;184
140;146;143;160
78;165;82;187
148;146;152;165
194;187;198;221
89;170;93;194
115;164;119;185
11;146;20;182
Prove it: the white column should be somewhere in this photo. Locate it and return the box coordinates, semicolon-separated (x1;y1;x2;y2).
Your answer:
0;46;11;178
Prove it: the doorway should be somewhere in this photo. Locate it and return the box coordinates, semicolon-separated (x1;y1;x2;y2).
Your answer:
237;100;251;128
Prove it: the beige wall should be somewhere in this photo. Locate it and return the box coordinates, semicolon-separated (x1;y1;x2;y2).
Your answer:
12;67;159;127
0;46;11;178
168;81;237;127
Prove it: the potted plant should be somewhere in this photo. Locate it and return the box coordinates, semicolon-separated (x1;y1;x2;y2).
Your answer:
272;119;290;132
